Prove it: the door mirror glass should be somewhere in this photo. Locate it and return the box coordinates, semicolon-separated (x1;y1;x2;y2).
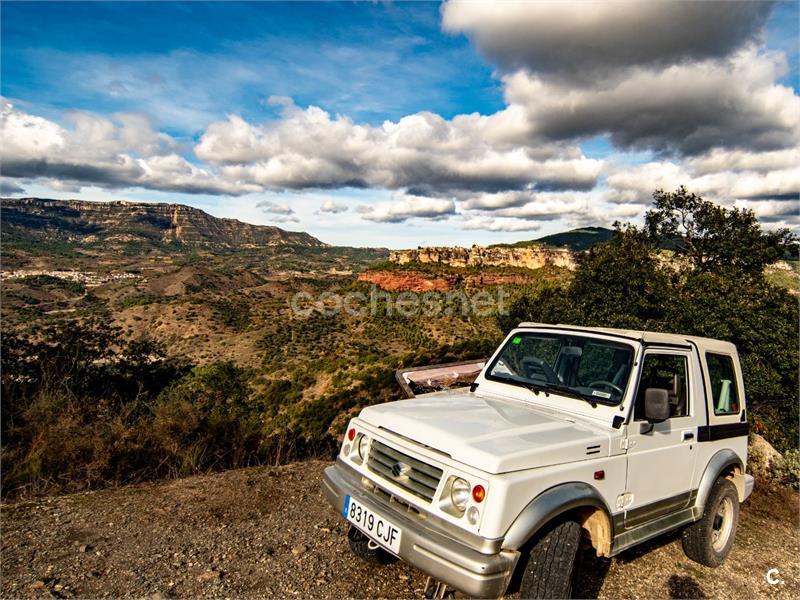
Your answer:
644;388;670;422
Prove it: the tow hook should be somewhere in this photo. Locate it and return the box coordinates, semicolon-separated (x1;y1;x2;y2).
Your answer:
423;577;455;599
367;540;381;551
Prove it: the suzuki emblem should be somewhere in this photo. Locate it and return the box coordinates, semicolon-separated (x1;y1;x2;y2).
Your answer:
391;461;411;478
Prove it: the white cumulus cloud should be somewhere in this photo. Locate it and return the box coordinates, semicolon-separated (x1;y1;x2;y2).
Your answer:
0;100;259;196
196;99;601;194
502;48;799;155
357;194;456;223
461;217;542;232
319;200;349;213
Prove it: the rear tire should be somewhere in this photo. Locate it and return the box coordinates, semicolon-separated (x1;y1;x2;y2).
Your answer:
681;477;739;567
347;525;397;565
519;520;582;599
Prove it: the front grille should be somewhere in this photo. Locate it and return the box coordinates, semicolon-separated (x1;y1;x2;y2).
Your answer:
369;484;425;518
367;439;443;503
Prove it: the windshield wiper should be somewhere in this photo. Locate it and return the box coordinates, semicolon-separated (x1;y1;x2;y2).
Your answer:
492;375;549;396
544;383;598;408
492;375;598;408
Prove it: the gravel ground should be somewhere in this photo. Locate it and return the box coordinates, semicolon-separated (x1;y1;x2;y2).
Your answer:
2;460;797;599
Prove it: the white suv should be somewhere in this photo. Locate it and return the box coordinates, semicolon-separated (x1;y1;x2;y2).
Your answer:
322;323;754;598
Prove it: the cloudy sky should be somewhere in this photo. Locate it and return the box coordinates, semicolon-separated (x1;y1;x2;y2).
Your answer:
2;1;798;247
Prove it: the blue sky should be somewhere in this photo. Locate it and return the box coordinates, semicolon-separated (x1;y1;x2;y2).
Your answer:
2;2;503;129
2;1;798;247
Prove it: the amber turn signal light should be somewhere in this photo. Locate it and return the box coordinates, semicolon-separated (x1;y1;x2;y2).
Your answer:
472;484;486;503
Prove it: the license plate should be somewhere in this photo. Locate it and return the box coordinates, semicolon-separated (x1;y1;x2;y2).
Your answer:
343;495;402;555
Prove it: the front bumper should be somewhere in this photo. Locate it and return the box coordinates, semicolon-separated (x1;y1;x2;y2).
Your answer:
322;459;519;599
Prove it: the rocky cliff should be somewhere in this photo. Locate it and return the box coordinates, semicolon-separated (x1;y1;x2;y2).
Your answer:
389;244;575;270
357;270;533;292
1;198;322;248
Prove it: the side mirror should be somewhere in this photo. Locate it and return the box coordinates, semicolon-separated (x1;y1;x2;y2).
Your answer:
644;388;670;423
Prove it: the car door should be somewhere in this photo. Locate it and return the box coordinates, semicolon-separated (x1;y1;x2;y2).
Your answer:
624;350;699;528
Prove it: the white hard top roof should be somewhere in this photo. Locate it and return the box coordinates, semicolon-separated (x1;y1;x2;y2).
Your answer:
516;322;738;354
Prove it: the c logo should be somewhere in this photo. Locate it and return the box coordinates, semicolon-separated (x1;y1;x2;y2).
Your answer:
766;569;783;585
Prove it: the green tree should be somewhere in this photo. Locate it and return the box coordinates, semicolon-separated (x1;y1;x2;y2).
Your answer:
500;227;671;331
667;271;799;449
645;186;796;276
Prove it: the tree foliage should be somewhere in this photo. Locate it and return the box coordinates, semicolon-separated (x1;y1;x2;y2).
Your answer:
499;227;672;332
645;186;797;275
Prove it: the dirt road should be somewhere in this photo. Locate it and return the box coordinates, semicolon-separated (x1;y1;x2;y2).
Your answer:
2;460;797;599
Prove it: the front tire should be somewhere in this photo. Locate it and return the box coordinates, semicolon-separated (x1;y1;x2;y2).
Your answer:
347;525;397;565
519;520;582;599
681;477;739;567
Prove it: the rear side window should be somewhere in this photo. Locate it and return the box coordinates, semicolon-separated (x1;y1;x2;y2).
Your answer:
706;353;740;415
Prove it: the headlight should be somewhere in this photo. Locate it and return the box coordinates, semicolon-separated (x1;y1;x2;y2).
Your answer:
450;477;471;511
357;434;369;460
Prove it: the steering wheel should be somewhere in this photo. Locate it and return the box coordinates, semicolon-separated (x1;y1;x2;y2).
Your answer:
588;380;624;395
521;357;559;384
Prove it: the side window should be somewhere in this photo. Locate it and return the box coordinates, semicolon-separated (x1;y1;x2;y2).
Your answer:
706;353;740;415
634;354;690;420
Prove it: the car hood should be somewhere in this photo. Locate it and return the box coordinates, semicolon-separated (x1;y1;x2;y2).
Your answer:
358;390;611;474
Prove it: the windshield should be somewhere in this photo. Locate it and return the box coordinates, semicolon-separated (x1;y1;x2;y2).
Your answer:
486;332;634;405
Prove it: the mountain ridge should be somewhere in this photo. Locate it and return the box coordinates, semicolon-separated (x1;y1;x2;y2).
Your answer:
1;197;323;248
0;198;620;253
491;226;614;251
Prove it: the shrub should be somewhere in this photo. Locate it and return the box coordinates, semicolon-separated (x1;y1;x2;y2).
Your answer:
1;319;189;497
773;449;800;489
147;362;261;472
210;298;251;331
20;274;85;294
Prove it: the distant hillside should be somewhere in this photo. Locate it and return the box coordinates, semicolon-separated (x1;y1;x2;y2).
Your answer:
1;198;323;248
536;226;614;250
492;226;614;251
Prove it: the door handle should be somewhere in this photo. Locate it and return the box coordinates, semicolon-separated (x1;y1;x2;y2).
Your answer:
683;431;694;441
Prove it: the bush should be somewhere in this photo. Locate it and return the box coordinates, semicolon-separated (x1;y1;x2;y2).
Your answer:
1;319;189;497
210;298;252;331
20;274;85;294
773;449;800;489
120;294;156;308
147;362;265;476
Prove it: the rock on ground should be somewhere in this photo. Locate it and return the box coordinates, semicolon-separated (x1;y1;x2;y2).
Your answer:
1;460;798;599
748;434;783;479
